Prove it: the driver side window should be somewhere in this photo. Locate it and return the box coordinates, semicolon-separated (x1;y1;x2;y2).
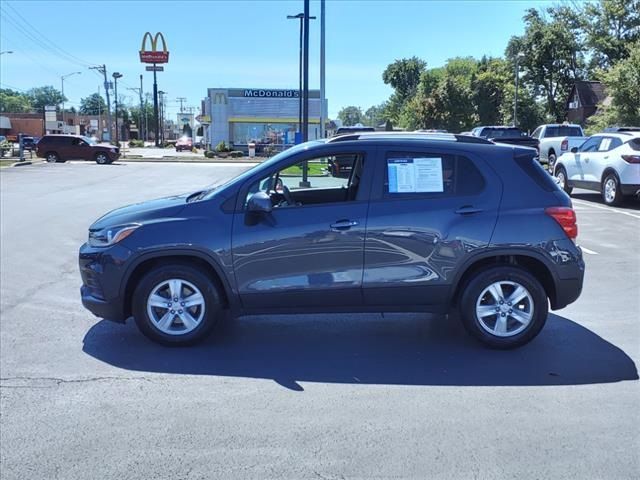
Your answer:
579;137;601;152
245;153;364;208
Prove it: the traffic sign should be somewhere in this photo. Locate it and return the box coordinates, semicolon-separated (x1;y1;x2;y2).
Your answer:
145;66;164;72
195;115;211;124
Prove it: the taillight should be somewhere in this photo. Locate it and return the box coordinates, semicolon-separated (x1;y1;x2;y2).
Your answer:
561;139;568;151
621;154;640;164
545;206;578;240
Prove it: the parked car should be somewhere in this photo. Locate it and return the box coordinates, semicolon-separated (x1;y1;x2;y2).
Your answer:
79;132;584;349
531;124;587;171
471;126;539;151
36;135;120;164
175;136;193;152
553;131;640;205
194;136;204;149
21;136;38;151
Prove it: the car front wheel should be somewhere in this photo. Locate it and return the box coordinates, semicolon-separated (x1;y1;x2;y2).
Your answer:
132;264;222;346
95;152;111;164
555;166;572;195
459;266;548;349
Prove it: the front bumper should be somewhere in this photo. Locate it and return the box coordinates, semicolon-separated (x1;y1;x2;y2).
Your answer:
79;242;133;322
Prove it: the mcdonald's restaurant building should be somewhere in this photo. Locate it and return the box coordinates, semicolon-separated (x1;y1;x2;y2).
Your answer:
205;88;325;150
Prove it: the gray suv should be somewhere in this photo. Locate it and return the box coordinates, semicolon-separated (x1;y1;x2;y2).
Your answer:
79;133;584;349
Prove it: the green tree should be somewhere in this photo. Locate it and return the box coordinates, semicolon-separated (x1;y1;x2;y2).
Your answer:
79;93;107;115
473;57;511;126
507;7;587;121
26;86;66;111
587;41;640;132
337;105;364;126
364;103;387;127
0;89;32;113
584;0;640;69
382;57;427;122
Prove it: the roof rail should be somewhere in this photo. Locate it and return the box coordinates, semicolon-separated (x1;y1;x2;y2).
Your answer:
326;131;493;144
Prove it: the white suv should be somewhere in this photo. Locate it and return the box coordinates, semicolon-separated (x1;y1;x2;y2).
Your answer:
553;132;640;205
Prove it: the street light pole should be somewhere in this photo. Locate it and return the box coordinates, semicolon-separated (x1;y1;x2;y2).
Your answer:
112;72;123;145
0;50;14;55
61;71;81;134
287;12;315;141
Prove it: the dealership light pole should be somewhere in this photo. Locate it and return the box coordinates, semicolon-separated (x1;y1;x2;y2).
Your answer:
0;50;13;55
513;52;524;127
61;71;81;133
112;72;123;145
287;12;315;140
158;90;166;144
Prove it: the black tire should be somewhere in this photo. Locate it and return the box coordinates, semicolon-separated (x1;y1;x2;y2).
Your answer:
601;173;623;206
95;152;110;165
555;165;572;195
459;266;548;349
548;153;556;173
132;264;222;346
45;151;60;163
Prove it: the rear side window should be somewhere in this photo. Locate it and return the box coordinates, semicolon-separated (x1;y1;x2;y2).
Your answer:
515;154;558;192
545;126;582;137
597;137;622;151
628;138;640;151
385;152;485;197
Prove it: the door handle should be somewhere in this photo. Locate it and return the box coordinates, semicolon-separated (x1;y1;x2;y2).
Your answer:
330;219;358;230
455;206;483;215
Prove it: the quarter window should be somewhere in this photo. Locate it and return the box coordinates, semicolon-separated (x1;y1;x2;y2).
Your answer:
384;152;485;197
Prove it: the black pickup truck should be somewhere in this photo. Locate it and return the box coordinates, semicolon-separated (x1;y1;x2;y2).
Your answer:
471;126;539;152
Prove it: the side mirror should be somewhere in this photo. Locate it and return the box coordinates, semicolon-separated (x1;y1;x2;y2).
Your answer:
247;191;272;213
571;147;578;153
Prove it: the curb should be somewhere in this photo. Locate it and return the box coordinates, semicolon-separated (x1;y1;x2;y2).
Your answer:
12;160;39;167
120;157;263;164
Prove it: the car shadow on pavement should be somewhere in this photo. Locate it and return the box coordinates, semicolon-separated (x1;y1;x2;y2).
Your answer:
572;192;640;210
82;313;638;390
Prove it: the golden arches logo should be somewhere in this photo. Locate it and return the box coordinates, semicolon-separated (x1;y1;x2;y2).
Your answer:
213;93;227;104
139;32;169;64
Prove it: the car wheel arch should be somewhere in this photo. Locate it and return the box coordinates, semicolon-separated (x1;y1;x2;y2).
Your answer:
450;251;557;309
600;167;620;185
121;250;233;318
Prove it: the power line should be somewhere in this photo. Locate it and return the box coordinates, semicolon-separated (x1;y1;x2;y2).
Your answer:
3;1;98;68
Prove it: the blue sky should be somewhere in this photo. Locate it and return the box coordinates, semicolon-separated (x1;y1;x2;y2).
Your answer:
1;0;552;119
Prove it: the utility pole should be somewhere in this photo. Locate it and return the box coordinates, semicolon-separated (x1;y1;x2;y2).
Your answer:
176;97;186;113
153;65;160;146
145;93;151;144
158;90;166;143
287;12;315;140
61;71;81;133
90;65;112;141
127;85;143;140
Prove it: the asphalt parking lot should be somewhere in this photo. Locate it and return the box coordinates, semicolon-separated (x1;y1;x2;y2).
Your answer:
1;161;638;479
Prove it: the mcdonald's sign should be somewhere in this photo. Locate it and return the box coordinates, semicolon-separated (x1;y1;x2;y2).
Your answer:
139;32;169;63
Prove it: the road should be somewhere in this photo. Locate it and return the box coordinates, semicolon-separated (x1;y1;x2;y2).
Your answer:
1;161;638;479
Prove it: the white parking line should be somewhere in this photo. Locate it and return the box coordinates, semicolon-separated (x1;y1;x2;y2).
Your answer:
580;246;599;255
572;199;640;219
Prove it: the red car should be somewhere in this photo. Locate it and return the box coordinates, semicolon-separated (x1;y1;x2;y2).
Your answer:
175;137;193;152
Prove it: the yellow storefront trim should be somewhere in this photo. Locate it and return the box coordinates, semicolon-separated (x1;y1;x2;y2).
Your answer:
228;117;321;124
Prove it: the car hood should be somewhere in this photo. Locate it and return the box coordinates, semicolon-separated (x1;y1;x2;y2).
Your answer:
90;194;189;230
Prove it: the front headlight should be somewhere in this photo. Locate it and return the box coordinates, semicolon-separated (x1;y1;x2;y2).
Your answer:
88;224;140;247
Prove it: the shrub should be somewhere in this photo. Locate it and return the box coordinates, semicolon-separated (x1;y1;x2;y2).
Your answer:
229;150;244;158
128;139;144;147
215;140;231;152
204;150;216;158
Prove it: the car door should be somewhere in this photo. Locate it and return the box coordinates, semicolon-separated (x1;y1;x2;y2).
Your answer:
231;147;374;309
583;136;622;184
569;136;602;185
362;146;501;308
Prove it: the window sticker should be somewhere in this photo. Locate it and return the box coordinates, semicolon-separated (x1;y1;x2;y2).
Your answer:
387;157;443;193
598;138;611;151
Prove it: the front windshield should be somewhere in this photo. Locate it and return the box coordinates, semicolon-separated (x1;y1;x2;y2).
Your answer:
202;141;325;199
82;136;97;145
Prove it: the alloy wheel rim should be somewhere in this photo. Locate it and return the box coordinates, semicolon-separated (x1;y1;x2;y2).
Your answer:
146;278;205;335
97;154;107;163
605;178;616;203
47;154;56;162
475;281;534;337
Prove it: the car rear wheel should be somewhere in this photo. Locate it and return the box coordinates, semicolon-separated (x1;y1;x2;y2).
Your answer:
555;166;572;195
602;173;622;206
132;264;222;346
548;153;556;173
459;266;548;349
45;152;60;163
95;152;110;165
